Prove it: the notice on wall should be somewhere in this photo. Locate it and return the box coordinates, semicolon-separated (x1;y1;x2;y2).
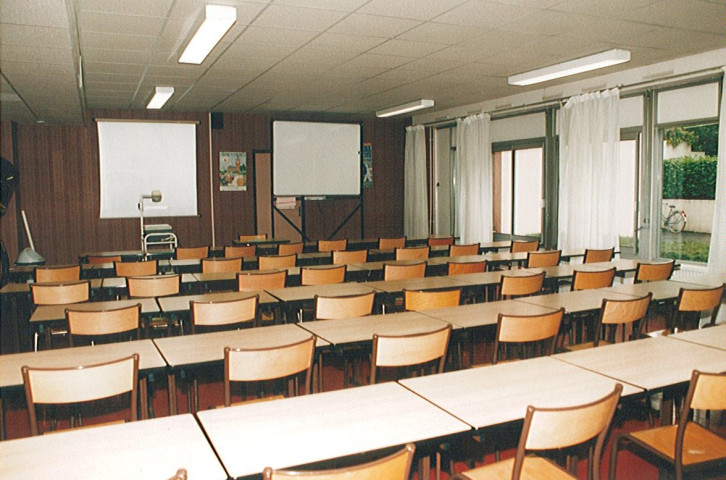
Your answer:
362;143;373;187
220;152;247;191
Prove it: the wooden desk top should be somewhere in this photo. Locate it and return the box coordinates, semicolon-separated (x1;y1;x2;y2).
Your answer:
0;339;165;388
30;297;159;323
298;311;449;345
0;414;227;480
580;258;639;272
603;279;712;301
153;323;327;368
515;289;635;314
197;381;470;478
399;356;641;430
266;282;376;303
1;278;103;295
157;290;278;312
667;324;726;351
674;272;726;287
553;336;726;391
365;275;469;294
420;299;558;329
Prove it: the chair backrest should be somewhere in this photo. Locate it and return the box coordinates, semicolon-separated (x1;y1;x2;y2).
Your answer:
449;243;479;257
583;247;614;263
526;250;561;268
237;270;287;291
593;293;652;346
383;261;427;280
318;239;348;252
224;245;255;258
510;385;622;480
301;265;347;286
114;260;158;277
239;234;267;242
224;336;315;406
332;249;368;264
176;246;209;260
428;236;454;246
262;443;415;480
673;284;725;330
395;246;430;260
314;292;376;320
572;267;616;291
127;274;180;298
66;303;141;346
510;240;539;253
370;325;452;384
278;242;303;255
378;237;406;249
447;260;487;276
634;259;675;282
191;295;258;333
258;254;297;270
404;288;461;312
201;257;242;273
31;280;90;305
22;354;139;436
35;265;81;283
678;371;726;444
499;271;545;299
87;255;121;264
493;308;564;364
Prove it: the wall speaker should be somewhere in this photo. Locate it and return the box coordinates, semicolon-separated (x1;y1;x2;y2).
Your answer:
211;112;224;130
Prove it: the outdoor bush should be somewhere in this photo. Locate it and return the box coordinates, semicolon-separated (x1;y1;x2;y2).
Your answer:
663;155;717;199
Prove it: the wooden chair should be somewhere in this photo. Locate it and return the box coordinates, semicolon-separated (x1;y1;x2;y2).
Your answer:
571;267;616;290
395;246;430;260
313;291;375;320
318;239;348;252
239;234;267;242
583;247;614;263
447;260;487;275
278;242;303;255
370;324;452;384
224;245;255;257
237;270;287;291
498;271;545;300
525;250;561;268
30;280;90;350
671;283;724;331
379;237;406;249
263;443;415;480
449;243;480;257
301;265;346;286
223;336;315;406
404;288;461;312
258;254;296;270
127;274;180;298
454;385;622;480
201;256;242;273
333;249;368;264
566;294;651;350
87;255;121;264
191;295;258;333
492;309;564;364
610;370;726;480
66;303;141;346
510;240;539;253
634;259;675;283
34;265;80;283
176;246;209;260
22;354;139;436
428;236;454;246
383;261;426;280
114;259;157;277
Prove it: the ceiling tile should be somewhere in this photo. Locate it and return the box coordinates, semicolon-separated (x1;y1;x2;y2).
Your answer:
327;14;422;38
252;4;348;31
357;0;467;21
432;1;538;28
368;39;448;57
0;0;69;28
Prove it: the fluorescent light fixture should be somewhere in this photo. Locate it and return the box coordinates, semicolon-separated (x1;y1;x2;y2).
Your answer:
179;5;237;64
376;99;435;118
147;86;174;109
508;49;631;86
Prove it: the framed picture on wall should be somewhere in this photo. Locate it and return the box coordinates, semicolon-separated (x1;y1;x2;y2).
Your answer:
220;152;247;191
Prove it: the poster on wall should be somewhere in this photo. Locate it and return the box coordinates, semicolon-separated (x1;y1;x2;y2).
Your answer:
362;143;373;187
219;152;247;191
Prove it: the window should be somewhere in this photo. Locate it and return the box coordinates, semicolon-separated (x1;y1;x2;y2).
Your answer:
617;132;640;255
493;145;544;239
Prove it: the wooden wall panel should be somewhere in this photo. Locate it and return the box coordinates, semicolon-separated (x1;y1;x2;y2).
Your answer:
0;121;20;264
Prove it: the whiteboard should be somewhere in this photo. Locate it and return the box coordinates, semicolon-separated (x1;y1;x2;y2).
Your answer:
272;121;361;196
97;120;198;218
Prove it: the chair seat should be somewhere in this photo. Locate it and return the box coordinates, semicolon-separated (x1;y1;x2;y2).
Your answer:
460;456;577;480
628;423;726;465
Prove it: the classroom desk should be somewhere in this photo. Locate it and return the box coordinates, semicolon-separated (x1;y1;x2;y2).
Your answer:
266;282;377;304
196;381;471;479
602;279;711;302
79;249;174;262
419;299;558;330
29;297;159;323
364;275;470;294
675;272;726;287
515;288;635;314
399;356;641;430
666;324;726;351
156;289;279;313
0;414;227;480
579;258;639;277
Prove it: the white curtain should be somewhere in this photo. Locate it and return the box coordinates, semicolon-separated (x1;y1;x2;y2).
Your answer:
456;113;493;244
558;88;621;251
404;125;429;237
708;69;726;272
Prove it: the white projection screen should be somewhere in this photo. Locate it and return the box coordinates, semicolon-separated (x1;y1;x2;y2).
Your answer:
272;121;361;196
97;120;198;218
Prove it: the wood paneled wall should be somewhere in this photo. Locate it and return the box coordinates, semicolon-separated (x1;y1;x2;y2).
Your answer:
0;121;20;264
4;113;408;264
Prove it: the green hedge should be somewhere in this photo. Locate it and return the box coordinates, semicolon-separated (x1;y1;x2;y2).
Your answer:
663;155;717;200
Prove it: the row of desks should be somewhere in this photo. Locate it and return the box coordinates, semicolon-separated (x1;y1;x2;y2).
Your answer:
2;325;724;480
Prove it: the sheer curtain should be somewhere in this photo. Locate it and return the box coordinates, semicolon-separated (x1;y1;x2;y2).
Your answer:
708;69;726;272
456;113;493;244
404;125;429;237
558;88;621;251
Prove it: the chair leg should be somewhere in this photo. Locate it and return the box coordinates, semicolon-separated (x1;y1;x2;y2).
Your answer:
608;436;622;480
